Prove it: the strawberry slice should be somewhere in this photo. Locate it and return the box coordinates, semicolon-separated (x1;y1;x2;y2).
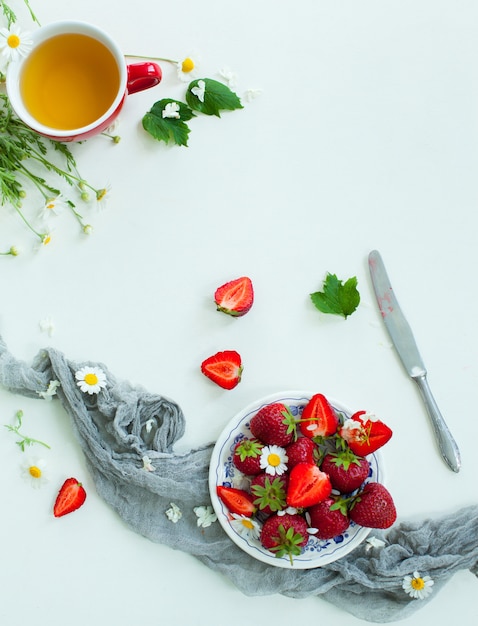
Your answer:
201;350;243;389
286;462;332;508
299;393;338;438
340;411;392;456
214;276;254;317
216;486;256;517
53;477;87;517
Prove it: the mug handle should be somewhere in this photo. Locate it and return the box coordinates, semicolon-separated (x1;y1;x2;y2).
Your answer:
126;62;162;94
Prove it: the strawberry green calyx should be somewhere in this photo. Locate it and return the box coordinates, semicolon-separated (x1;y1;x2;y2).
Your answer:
327;448;363;471
251;476;287;513
236;439;263;461
281;406;299;441
270;524;306;566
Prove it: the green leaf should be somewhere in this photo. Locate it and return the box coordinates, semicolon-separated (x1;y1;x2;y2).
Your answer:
142;99;196;147
310;273;360;319
186;78;243;117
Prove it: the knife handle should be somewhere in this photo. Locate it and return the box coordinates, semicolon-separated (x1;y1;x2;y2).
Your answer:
413;375;461;473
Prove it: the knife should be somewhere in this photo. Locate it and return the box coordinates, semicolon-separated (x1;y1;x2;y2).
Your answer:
368;250;461;473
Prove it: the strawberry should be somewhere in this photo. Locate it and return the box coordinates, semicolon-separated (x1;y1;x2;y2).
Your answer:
250;473;288;515
286;462;332;508
260;512;309;565
201;350;243;390
299;393;338;439
53;477;87;518
214;276;254;317
339;411;392;456
216;485;256;517
307;496;350;540
321;451;370;493
285;436;319;469
232;438;264;475
348;482;397;529
249;402;297;447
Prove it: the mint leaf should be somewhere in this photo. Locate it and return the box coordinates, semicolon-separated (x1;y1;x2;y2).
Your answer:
142;99;196;146
186;78;243;117
310;273;360;319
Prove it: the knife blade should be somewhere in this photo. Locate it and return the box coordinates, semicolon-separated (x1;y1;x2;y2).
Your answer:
368;250;461;473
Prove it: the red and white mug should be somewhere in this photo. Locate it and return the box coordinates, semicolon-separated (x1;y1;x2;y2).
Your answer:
6;21;162;142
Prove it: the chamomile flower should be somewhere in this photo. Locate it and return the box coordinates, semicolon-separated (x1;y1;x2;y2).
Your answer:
176;55;199;81
95;184;111;207
75;366;107;395
230;513;261;540
39;194;67;219
260;445;288;476
193;505;217;528
21;457;48;489
0;25;33;63
402;571;434;600
39;316;55;337
365;536;386;552
142;455;155;472
191;79;206;103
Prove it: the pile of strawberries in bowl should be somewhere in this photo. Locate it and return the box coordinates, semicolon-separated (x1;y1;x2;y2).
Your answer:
209;392;396;568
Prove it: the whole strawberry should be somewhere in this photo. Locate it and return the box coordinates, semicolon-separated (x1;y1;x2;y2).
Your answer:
250;402;297;447
321;451;370;493
307;496;350;540
232;438;264;475
250;473;288;515
260;512;309;565
349;482;397;529
286;437;318;469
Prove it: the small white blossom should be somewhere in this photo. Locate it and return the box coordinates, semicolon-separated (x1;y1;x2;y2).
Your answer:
278;506;297;516
402;571;434;600
38;379;60;401
145;419;154;433
218;67;237;88
75;366;107;395
260;445;288;476
39;194;67;219
365;536;386;551
162;101;180;119
243;88;262;102
230;513;260;540
142;455;155;472
165;502;182;523
194;505;217;528
191;79;206;103
0;25;32;63
39;316;55;337
21;457;49;489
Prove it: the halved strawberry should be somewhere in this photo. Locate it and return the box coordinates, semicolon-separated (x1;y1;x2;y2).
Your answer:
53;477;87;518
214;276;254;317
339;411;393;456
299;393;338;439
216;486;256;517
201;350;243;389
286;462;332;508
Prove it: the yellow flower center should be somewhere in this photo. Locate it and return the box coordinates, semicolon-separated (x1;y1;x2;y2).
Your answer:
267;453;281;467
42;235;52;246
29;466;42;479
84;373;99;386
241;518;255;530
7;34;21;49
411;577;425;590
181;57;195;73
96;188;107;201
46;202;55;210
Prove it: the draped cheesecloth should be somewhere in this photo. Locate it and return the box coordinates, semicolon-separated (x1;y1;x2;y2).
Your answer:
0;336;476;623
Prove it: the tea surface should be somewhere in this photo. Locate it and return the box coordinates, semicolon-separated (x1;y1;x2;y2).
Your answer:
20;33;120;130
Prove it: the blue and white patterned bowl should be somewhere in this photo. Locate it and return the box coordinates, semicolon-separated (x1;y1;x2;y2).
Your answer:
209;391;384;569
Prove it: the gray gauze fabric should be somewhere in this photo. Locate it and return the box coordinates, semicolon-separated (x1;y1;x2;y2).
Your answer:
1;336;477;623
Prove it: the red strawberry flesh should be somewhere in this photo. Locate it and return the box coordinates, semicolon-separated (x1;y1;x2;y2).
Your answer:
214;276;254;317
286;462;332;508
53;477;87;517
216;485;256;517
201;350;243;390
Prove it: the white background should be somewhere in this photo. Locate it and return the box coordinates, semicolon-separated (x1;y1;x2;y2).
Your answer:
1;1;477;624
